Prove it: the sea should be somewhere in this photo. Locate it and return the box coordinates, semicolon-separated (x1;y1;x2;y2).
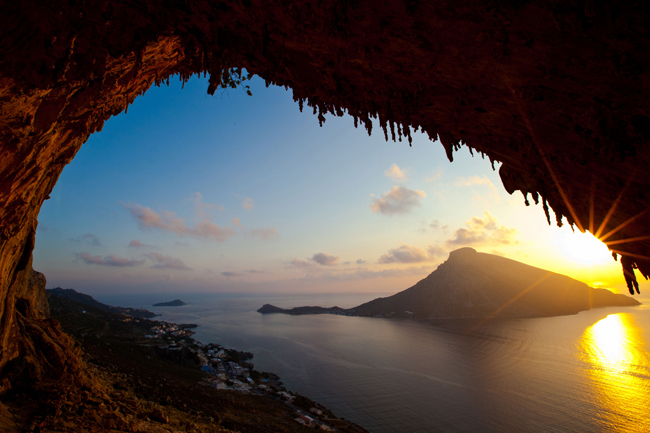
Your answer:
97;292;650;433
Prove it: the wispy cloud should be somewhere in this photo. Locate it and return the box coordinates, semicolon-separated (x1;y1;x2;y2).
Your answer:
251;227;278;240
123;193;234;242
427;245;446;258
191;192;215;219
453;175;494;187
245;269;269;274
418;219;448;233
289;252;339;268
311;252;339;266
378;242;444;264
75;252;144;267
445;212;518;247
69;234;102;247
243;197;254;210
425;168;443;182
231;217;242;227
290;259;315;268
453;175;500;202
145;252;192;270
222;269;269;277
128;239;158;249
300;265;432;282
356;259;367;265
384;164;406;180
370;186;426;215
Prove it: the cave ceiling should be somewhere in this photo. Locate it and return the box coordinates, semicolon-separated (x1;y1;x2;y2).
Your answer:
1;0;650;299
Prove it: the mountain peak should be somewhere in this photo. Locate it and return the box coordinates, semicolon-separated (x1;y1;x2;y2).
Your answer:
352;249;639;319
448;247;477;259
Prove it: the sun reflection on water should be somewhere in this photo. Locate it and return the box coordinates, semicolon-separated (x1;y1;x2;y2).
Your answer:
586;315;633;373
580;314;650;432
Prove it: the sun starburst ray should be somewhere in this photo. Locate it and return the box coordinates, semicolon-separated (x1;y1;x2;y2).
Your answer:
599;207;650;243
594;171;637;239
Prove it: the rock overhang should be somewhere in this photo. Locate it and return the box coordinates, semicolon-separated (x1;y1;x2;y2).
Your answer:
1;0;650;386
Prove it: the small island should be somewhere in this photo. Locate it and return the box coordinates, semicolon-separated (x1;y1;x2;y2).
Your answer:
153;299;186;307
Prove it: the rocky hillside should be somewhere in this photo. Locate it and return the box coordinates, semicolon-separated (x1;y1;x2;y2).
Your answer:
47;287;157;318
352;248;640;319
0;291;368;433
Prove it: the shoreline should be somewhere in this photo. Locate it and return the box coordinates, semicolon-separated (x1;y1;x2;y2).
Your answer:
47;291;368;433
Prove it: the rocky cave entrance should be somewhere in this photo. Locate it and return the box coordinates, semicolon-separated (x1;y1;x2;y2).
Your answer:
1;0;650;397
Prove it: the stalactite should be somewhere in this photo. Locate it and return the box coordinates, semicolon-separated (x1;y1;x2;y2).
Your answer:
542;198;551;225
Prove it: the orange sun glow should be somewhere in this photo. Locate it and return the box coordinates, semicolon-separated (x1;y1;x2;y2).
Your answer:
559;230;611;266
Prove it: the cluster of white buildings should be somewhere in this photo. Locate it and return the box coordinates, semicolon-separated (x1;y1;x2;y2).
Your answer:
145;322;194;339
205;346;227;359
294;410;335;431
192;344;260;394
144;322;339;430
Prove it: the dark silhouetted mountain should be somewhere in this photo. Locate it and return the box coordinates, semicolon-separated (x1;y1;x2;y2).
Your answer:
153;299;186;307
257;304;347;315
47;287;157;318
260;248;640;320
352;248;640;319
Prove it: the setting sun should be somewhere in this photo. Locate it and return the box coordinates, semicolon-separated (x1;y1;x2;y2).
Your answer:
559;230;611;266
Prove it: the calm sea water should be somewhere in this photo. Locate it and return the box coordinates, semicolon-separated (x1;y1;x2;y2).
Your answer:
97;292;650;433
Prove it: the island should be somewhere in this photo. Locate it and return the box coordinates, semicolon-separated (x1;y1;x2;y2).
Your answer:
257;304;348;315
153;299;186;307
259;248;641;320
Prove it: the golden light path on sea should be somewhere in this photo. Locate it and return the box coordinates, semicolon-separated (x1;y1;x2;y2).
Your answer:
580;314;650;432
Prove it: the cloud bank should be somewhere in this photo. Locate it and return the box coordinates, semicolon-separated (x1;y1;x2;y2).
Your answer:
123;198;234;242
445;212;518;247
378;242;445;264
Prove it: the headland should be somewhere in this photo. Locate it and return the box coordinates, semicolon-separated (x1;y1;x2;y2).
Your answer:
259;248;640;320
34;290;367;432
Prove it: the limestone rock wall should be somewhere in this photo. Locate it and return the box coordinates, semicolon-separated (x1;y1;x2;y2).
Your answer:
1;0;650;387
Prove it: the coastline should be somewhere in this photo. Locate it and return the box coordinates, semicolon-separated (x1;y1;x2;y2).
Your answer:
47;291;368;433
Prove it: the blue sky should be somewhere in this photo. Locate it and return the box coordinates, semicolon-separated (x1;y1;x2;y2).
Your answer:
33;75;639;296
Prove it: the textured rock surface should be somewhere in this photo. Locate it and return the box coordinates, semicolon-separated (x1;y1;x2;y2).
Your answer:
0;258;88;394
1;0;650;387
